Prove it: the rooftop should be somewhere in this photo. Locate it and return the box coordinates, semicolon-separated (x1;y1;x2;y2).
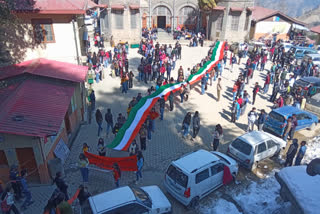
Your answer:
0;58;88;82
173;150;219;173
0;77;75;137
311;25;320;34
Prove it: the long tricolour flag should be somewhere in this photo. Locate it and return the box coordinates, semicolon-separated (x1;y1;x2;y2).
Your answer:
107;41;226;151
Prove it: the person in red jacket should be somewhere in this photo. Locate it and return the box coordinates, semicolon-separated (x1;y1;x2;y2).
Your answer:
112;163;121;188
263;71;271;94
149;108;159;132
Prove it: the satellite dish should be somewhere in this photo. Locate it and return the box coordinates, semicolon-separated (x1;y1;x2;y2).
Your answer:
306;158;320;176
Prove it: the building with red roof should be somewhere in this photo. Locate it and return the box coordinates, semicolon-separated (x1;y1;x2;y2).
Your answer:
0;58;88;183
249;6;308;41
2;0;99;66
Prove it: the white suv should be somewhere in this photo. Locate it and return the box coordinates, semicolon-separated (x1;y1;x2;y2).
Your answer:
164;150;238;208
88;186;171;214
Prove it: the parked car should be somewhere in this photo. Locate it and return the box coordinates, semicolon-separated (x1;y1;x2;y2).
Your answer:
302;53;320;66
164;150;238;208
88;186;172;214
295;47;318;59
247;41;268;53
281;42;294;52
305;93;320;117
227;131;286;170
263;106;319;137
293;76;320;96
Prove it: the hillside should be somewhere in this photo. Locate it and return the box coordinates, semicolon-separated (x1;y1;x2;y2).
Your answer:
298;6;320;27
255;0;320;18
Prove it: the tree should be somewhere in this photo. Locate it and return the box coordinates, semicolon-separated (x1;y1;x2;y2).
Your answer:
0;0;42;66
198;0;219;10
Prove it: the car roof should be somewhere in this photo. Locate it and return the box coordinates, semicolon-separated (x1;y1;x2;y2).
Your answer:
89;186;136;213
305;54;320;58
298;76;320;83
238;131;271;146
272;106;304;117
173;149;219;173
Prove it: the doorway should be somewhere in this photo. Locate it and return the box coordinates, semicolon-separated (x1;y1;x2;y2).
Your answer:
157;16;166;28
16;148;40;183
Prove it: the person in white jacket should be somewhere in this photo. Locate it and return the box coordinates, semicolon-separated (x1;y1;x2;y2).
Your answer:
247;107;258;132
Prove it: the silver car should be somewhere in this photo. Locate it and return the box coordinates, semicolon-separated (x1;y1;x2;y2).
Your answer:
227;131;286;170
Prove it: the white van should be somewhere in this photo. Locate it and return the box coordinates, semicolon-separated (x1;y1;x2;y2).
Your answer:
227;131;286;170
164;150;238;208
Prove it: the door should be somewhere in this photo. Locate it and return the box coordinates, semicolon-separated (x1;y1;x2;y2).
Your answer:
64;111;72;134
255;142;268;162
266;139;278;157
296;113;309;130
16;148;40;183
209;163;224;191
195;168;210;198
157;16;166;28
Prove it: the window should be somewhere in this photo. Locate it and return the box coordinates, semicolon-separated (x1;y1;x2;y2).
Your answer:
131;10;138;29
269;112;285;123
107;203;148;214
267;140;276;149
0;150;8;166
231;138;253;155
32;19;55;43
244;13;250;31
257;143;267;154
211;163;224;175
216;13;224;31
231;13;240;31
196;169;209;184
113;10;124;29
166;165;188;188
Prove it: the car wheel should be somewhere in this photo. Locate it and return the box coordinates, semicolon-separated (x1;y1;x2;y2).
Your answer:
187;197;199;209
309;123;316;131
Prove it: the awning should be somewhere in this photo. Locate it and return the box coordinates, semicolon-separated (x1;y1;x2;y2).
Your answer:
129;4;140;10
230;7;244;12
213;6;226;11
292;23;310;32
111;4;124;10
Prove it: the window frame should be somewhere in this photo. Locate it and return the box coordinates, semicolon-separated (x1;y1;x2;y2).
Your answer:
216;13;224;31
230;12;241;31
256;142;267;154
211;163;224;176
195;168;210;184
130;9;138;29
267;140;277;149
112;9;124;29
31;19;55;43
244;12;250;31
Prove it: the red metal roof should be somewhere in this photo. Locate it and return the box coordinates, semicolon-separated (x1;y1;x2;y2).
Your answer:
230;7;244;12
11;0;94;14
252;6;306;26
129;5;140;10
311;25;320;34
0;58;88;82
111;4;125;9
0;78;75;137
213;6;226;11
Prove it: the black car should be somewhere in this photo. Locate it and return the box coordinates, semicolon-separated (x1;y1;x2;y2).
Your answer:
293;77;320;96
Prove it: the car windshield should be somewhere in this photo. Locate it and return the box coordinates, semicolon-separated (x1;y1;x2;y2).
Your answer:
231;138;252;156
131;187;152;208
269;111;285;123
166;165;188;188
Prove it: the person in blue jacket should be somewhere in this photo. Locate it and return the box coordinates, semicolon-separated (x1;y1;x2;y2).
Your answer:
257;109;266;131
295;141;307;166
136;152;144;184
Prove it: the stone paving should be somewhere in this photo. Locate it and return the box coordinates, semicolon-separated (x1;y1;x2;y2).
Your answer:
23;44;320;214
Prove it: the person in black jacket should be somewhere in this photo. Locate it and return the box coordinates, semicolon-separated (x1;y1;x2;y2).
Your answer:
159;96;165;120
78;185;91;213
182;112;192;138
252;82;260;105
192;111;200;139
105;108;113;137
53;172;69;200
95;109;103;137
284;139;298;167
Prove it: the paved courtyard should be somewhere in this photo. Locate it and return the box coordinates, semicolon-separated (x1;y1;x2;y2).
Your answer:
24;45;320;214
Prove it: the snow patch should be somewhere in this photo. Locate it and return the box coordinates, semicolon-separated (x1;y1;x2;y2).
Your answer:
302;135;320;164
200;198;242;214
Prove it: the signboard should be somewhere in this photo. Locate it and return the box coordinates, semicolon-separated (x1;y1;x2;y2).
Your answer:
54;139;70;164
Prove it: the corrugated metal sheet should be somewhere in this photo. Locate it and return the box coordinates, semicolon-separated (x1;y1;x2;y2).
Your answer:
0;78;75;137
12;0;93;14
0;58;88;82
